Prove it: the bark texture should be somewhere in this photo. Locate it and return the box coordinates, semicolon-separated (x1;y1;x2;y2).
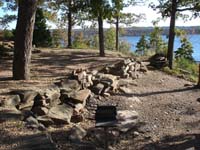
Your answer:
115;15;119;51
167;0;177;69
67;0;72;48
13;0;38;80
98;16;105;57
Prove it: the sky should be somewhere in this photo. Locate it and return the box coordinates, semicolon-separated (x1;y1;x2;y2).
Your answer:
0;1;199;29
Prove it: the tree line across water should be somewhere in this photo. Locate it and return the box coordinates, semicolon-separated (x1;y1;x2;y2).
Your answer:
0;0;200;87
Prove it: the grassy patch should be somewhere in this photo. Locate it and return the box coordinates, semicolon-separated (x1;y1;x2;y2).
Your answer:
163;58;199;82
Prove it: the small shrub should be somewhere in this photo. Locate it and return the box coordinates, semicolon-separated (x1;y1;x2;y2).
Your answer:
3;30;14;41
163;58;198;82
118;40;131;53
72;32;90;49
136;34;149;56
104;27;115;50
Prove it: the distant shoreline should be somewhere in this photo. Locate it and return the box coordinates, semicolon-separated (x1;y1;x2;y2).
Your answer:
67;26;200;37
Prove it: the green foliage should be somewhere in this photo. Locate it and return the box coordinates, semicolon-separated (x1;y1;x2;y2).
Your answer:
135;35;149;55
175;29;194;61
87;0;112;19
2;29;14;40
163;58;198;82
72;32;90;49
175;37;194;61
175;58;197;74
33;8;52;47
90;34;99;49
149;26;167;54
51;29;67;48
105;28;115;50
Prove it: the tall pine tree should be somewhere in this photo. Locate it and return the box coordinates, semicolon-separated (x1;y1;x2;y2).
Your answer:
33;8;52;47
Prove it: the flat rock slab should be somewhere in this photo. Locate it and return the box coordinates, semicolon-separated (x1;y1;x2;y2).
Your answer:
117;110;139;132
0;107;22;121
59;79;81;92
68;125;87;142
119;86;134;94
71;89;91;104
18;133;56;150
1;95;21;107
48;104;73;124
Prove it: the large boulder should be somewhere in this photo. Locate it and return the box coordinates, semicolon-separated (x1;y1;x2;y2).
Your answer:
47;104;73;124
43;85;61;106
10;90;38;110
68;125;87;142
59;79;81;92
149;53;167;69
25;116;45;131
0;106;22;121
117;110;139;132
1;95;21;108
92;83;105;95
70;89;91;105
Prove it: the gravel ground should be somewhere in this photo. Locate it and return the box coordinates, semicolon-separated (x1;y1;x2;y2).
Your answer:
0;49;200;150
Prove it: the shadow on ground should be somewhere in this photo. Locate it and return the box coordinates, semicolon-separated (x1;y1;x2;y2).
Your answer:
142;134;200;150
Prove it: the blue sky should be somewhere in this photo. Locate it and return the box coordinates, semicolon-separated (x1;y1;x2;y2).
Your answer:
0;1;199;29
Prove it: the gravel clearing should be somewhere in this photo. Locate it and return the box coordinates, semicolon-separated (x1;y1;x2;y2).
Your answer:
0;49;200;150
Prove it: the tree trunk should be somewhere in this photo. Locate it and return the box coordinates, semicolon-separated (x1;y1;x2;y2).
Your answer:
167;0;177;69
13;0;38;80
67;9;72;48
98;15;105;57
115;15;119;51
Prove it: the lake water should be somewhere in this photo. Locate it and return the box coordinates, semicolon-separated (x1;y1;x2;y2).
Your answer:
121;34;200;62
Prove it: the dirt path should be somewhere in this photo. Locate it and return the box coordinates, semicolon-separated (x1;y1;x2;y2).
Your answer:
114;70;200;150
0;49;200;150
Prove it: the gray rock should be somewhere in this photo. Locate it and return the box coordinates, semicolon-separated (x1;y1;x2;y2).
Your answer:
117;110;139;132
92;83;105;95
70;89;91;104
0;106;22;120
25;116;39;129
118;79;132;86
19;133;56;150
44;85;61;106
127;97;141;103
59;79;81;92
119;86;133;94
140;62;148;72
124;59;132;65
97;73;117;83
134;63;141;71
130;71;140;79
91;70;98;76
1;95;20;107
68;125;87;142
133;131;140;136
37;115;54;127
11;90;38;110
74;103;85;115
48;104;73;124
